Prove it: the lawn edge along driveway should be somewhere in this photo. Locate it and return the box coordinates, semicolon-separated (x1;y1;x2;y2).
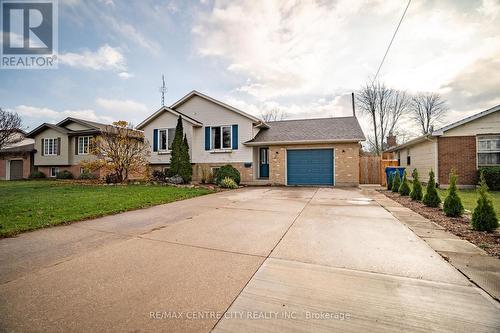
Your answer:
0;180;214;237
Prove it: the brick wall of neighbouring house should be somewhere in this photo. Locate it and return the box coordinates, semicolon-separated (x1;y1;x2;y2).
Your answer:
37;165;103;179
269;143;360;186
438;136;477;185
0;152;33;179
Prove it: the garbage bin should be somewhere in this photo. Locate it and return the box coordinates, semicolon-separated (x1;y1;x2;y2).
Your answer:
385;167;405;185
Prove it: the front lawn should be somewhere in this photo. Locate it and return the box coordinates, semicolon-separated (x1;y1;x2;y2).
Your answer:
0;180;214;237
437;188;500;213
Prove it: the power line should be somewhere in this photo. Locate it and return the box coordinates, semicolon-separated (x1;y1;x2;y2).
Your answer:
373;0;412;81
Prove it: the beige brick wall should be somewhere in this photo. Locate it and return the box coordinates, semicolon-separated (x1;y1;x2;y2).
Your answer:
192;162;254;183
268;143;360;186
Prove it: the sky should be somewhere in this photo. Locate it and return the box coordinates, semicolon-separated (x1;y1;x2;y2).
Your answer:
1;0;499;140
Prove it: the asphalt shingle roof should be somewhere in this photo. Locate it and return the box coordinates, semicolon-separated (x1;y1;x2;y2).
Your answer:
247;117;365;144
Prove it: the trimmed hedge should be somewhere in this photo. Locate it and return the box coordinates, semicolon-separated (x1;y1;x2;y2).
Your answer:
398;170;410;196
410;169;423;201
478;167;500;191
472;172;498;232
443;170;464;217
29;171;46;179
391;171;401;193
56;170;74;179
215;165;241;185
423;169;441;207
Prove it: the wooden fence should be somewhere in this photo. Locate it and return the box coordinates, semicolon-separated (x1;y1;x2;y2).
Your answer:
359;154;398;185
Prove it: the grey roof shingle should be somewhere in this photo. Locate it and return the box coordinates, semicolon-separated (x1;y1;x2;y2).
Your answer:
246;116;365;144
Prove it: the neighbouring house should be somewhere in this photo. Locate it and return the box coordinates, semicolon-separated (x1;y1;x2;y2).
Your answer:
137;90;365;186
0;130;35;180
385;104;500;187
25;118;118;178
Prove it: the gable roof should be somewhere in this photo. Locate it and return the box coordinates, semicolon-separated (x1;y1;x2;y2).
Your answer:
170;90;264;124
136;106;203;130
431;104;500;136
26;123;73;137
245;116;365;145
385;104;500;152
56;117;108;131
26;117;125;138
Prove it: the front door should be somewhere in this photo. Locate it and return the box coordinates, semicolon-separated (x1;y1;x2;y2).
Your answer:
259;148;269;178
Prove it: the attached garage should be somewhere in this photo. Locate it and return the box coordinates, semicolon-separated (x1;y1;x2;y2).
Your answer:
286;149;334;186
9;160;24;180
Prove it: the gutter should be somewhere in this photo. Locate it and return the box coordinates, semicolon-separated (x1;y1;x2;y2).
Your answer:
244;139;364;146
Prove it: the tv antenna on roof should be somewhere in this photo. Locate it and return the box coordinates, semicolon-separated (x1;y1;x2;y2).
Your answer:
159;74;167;107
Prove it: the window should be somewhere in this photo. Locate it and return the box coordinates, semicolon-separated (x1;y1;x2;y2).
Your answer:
78;136;91;155
49;167;59;178
406;149;411;165
478;135;500;166
211;126;231;150
44;138;57;155
80;167;86;174
158;128;175;151
397;151;401;166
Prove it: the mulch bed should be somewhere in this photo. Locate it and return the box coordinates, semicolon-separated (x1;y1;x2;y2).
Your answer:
378;189;500;258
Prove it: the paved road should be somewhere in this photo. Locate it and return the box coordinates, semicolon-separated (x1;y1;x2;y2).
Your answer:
0;187;498;332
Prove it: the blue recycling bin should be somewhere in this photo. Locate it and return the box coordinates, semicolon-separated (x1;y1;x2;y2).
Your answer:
385;167;405;185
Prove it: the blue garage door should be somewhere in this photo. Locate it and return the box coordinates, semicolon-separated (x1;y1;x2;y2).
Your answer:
287;149;334;185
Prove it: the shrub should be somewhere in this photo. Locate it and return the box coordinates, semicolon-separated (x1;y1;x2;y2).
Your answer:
478;166;500;191
398;170;411;196
387;172;394;190
79;171;96;180
220;177;238;189
471;172;498;232
215;165;241;185
178;134;192;183
105;172;121;184
29;171;46;179
443;170;464;217
56;170;73;179
410;169;423;201
391;170;401;193
151;170;166;182
423;169;441;207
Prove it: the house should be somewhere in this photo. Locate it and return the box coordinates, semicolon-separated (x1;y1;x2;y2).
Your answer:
0;130;35;180
385;104;500;187
25;118;117;178
137;90;365;186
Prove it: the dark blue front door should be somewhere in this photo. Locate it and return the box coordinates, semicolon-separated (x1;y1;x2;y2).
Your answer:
259;148;269;178
287;149;334;185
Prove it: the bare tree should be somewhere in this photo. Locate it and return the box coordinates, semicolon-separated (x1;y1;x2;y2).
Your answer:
0;108;23;150
261;108;287;122
411;93;447;135
357;81;411;155
82;121;150;182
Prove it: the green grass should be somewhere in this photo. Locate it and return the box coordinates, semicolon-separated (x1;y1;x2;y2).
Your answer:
0;180;214;237
436;188;500;213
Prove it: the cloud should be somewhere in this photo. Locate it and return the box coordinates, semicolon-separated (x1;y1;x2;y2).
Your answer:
9;105;114;129
96;98;148;114
118;71;134;79
59;44;126;71
193;0;500;107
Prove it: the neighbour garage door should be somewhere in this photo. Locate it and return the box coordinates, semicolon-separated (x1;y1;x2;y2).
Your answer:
10;160;23;180
286;149;334;186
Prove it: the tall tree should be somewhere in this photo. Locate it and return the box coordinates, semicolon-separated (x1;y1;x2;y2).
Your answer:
0;108;23;150
261;108;287;122
357;81;411;155
178;134;192;182
169;116;184;176
411;93;447;134
82;121;149;182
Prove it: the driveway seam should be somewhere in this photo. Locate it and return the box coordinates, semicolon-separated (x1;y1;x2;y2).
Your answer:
209;187;319;332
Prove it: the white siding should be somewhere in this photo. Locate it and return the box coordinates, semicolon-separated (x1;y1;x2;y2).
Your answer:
443;110;500;137
141;111;193;164
396;138;437;183
175;96;255;163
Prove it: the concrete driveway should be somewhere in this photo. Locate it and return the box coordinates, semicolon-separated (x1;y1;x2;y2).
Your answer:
0;187;499;332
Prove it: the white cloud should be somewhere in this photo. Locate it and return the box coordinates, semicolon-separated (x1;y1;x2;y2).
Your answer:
10;105;114;128
193;0;500;106
59;44;126;71
118;71;134;79
96;98;148;114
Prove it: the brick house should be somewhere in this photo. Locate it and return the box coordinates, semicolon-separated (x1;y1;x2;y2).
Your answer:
137;90;365;186
0;130;35;180
385;105;500;187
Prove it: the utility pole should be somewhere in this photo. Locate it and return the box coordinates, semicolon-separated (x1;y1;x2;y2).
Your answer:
159;74;167;107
